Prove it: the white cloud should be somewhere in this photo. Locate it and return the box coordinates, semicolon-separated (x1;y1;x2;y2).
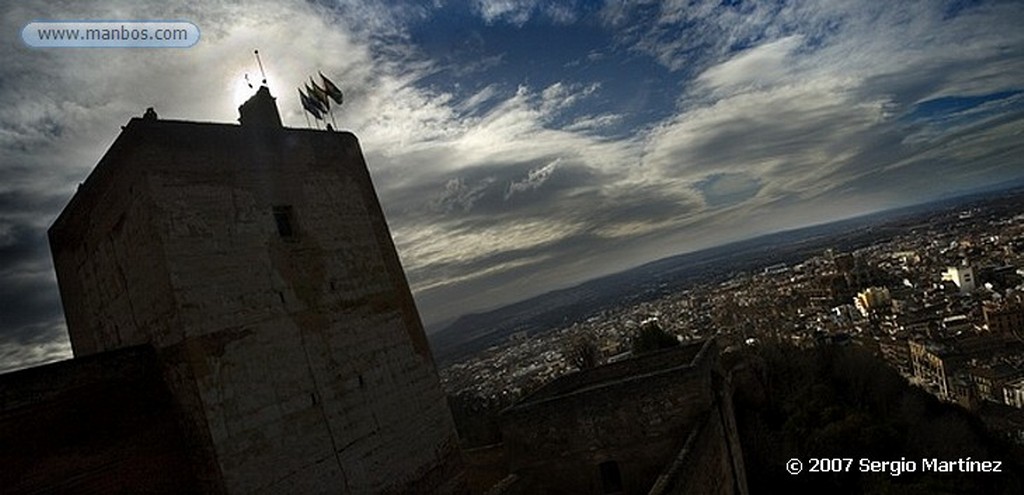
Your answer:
696;35;803;94
396;217;581;280
544;3;578;25
505;158;560;199
471;0;580;26
457;84;501;113
473;0;539;26
435;176;495;212
539;81;600;115
0;323;71;374
563;113;621;132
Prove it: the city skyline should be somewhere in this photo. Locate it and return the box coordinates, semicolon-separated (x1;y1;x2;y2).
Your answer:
2;0;1024;372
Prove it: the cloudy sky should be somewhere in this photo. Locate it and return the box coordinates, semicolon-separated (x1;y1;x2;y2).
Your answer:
2;0;1023;373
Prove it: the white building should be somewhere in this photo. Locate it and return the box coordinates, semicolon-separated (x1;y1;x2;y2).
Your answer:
855;287;891;316
1004;377;1024;409
943;265;976;293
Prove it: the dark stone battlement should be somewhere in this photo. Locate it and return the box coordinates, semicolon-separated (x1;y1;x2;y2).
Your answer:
510;340;710;407
497;338;746;495
0;345;201;493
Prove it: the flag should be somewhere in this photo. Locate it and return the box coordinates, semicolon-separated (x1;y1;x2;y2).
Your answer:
304;83;328;114
299;89;323;119
320;72;343;105
308;78;331;110
299;89;323;120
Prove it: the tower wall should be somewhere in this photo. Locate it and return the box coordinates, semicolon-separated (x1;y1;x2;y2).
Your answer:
49;116;464;493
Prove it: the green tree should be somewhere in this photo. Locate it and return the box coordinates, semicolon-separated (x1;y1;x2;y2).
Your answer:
566;335;599;370
631;320;679;355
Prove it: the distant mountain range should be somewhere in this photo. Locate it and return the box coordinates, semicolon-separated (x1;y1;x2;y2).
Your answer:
426;181;1024;365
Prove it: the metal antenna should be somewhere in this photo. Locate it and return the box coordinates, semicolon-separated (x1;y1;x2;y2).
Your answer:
254;50;267;85
244;73;253;89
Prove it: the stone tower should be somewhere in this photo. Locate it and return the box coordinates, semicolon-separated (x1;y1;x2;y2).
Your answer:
48;88;465;493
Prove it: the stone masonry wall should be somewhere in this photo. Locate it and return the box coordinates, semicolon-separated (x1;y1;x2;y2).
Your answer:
49;139;177;356
0;346;199;493
49;119;464;494
501;342;716;494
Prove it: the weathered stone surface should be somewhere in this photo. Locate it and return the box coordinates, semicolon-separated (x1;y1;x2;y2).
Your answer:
47;99;465;493
0;346;201;493
499;339;746;495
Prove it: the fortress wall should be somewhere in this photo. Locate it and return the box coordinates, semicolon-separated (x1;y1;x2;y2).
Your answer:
500;341;717;494
0;347;199;493
48;118;464;494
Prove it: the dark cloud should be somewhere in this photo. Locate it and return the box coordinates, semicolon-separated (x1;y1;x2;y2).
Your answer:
0;222;63;332
695;173;762;208
0;219;67;372
0;190;69;219
0;320;70;374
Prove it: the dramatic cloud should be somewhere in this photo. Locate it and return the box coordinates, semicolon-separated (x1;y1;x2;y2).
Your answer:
2;0;1022;371
472;0;580;26
695;35;803;94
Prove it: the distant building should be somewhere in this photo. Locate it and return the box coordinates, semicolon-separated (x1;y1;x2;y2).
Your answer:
878;338;911;376
10;87;466;493
943;265;976;293
819;255;889;304
948;372;978;409
909;340;958;400
909;335;1024;405
969;364;1023;404
899;313;941;338
892;250;920;266
854;287;891;316
830;304;860;326
1004;377;1024;409
984;300;1024;335
942;314;972;334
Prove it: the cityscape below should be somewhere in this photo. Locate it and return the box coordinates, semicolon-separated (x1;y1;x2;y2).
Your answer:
437;184;1024;408
437;184;1024;492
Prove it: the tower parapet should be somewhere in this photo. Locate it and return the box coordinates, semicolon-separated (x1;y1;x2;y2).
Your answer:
238;86;283;127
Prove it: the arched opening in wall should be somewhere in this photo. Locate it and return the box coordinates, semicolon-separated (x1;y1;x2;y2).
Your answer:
599;460;623;494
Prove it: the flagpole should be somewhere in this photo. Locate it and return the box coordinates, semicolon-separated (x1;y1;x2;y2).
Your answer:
254;50;267;85
298;89;310;129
